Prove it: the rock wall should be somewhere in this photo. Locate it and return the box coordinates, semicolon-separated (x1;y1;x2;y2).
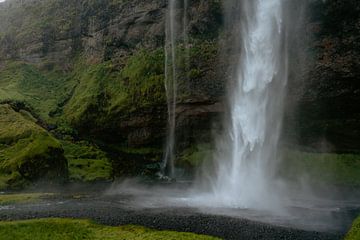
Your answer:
285;0;360;153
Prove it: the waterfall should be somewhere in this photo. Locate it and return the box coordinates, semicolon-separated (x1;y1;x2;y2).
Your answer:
207;0;289;209
162;0;189;178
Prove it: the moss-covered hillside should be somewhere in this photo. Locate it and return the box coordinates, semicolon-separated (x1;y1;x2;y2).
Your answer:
0;0;223;188
0;104;67;189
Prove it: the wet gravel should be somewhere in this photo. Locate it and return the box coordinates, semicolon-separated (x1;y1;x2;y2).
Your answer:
0;192;357;240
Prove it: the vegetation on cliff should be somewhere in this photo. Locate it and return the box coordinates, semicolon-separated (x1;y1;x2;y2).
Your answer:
0;62;73;120
64;48;166;129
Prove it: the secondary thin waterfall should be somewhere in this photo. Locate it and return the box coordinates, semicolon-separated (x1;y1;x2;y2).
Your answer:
210;0;289;209
162;0;189;178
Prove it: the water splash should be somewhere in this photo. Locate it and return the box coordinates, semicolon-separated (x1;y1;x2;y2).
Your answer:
162;0;189;178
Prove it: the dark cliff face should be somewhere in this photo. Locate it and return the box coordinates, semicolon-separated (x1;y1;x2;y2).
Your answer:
0;0;359;177
285;0;360;153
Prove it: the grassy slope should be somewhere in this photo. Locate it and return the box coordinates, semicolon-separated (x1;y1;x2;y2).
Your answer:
0;61;75;121
0;64;110;183
0;104;66;189
0;218;220;240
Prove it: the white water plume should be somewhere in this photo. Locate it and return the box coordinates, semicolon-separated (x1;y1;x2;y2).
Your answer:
197;0;290;210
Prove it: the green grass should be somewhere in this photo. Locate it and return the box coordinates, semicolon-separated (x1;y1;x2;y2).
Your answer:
345;216;360;240
281;150;360;186
0;193;55;205
0;218;220;240
0;61;75;120
62;140;112;182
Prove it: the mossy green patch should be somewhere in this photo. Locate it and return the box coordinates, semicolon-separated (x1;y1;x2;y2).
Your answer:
63;61;111;125
178;144;213;169
0;61;75;120
0;104;67;189
0;193;55;205
62;140;112;182
281;150;360;187
116;48;166;111
345;216;360;240
64;48;165;129
0;218;220;240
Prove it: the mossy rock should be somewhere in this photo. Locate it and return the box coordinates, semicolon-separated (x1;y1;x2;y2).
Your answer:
111;146;163;177
64;48;166;127
0;104;68;189
62;140;112;182
63;49;167;147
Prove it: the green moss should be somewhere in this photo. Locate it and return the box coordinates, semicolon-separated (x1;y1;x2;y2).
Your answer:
0;193;55;205
176;39;219;100
116;48;166;111
178;144;213;169
0;104;67;189
0;218;220;240
65;48;165;126
62;140;112;182
63;60;111;124
102;48;166;116
345;216;360;240
281;150;360;186
0;61;75;120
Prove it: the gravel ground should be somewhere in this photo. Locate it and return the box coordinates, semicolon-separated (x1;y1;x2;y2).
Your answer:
0;185;359;240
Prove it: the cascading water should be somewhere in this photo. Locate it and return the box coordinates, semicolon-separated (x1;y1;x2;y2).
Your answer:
204;0;289;209
162;0;189;178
